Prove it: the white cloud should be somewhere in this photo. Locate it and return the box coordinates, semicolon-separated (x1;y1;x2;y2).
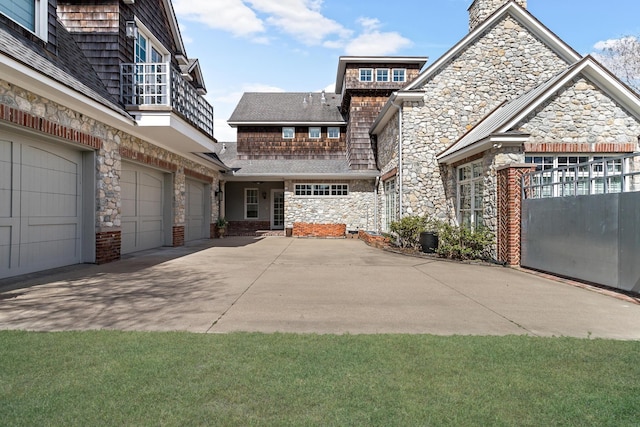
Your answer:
173;0;265;38
344;17;412;56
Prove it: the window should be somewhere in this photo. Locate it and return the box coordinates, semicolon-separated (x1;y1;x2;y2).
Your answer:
393;69;406;82
309;127;321;139
283;127;295;139
525;155;623;197
245;188;259;219
359;69;373;82
376;69;389;82
134;24;169;105
384;179;397;231
457;161;484;229
328;127;340;139
295;184;349;197
0;0;47;41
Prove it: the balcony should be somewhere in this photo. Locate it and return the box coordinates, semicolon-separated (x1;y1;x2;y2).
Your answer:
120;63;214;140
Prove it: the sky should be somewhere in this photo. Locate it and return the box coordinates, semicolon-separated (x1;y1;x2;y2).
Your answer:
171;0;640;142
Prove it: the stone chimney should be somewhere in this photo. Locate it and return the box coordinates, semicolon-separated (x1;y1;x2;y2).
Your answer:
468;0;527;31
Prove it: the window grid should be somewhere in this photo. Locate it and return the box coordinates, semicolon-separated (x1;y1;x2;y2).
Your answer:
376;69;389;82
384;179;397;232
393;69;406;82
295;184;349;197
328;127;340;139
245;188;259;219
309;127;321;139
359;69;373;82
457;161;484;229
283;127;295;139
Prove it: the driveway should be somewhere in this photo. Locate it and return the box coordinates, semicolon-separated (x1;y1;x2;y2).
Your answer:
1;237;639;339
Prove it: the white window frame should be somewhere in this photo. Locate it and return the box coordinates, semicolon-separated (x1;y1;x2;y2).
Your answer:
134;19;170;63
309;127;321;139
525;154;623;197
294;183;349;197
282;127;295;139
245;188;259;219
457;161;484;230
328;127;340;139
1;0;48;42
359;68;373;82
392;68;406;82
384;178;397;232
376;69;390;82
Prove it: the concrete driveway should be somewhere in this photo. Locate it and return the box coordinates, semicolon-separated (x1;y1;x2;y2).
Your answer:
1;237;639;339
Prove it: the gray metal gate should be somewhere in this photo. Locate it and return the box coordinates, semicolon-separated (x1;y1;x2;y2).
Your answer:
521;154;640;293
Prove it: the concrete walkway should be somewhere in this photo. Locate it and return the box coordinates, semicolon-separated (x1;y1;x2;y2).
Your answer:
1;237;639;339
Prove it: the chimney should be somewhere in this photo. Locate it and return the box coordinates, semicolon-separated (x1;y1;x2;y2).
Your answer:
468;0;527;31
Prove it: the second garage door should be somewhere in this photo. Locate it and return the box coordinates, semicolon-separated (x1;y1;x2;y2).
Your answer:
185;179;208;242
121;162;165;254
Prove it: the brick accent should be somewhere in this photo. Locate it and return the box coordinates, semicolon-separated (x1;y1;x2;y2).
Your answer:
496;164;536;266
172;226;185;247
210;223;217;239
524;142;637;153
0;104;103;149
119;147;179;171
358;230;390;249
96;230;121;264
293;222;346;238
185;168;214;183
227;220;271;236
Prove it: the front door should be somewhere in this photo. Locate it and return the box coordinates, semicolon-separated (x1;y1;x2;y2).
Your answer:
271;189;284;230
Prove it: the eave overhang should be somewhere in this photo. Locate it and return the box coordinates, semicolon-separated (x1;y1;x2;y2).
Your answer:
335;56;428;94
437;134;529;164
370;91;425;135
228;120;347;128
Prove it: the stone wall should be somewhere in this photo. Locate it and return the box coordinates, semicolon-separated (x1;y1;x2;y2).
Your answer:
469;0;527;31
285;179;376;231
0;79;221;263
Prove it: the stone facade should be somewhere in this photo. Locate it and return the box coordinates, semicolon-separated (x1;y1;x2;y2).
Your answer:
377;13;570;231
285;179;376;231
469;0;527;31
0;79;221;262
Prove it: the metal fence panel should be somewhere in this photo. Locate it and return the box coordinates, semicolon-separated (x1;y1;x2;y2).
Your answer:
619;193;640;293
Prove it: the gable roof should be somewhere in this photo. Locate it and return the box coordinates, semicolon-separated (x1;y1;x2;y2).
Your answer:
437;56;640;164
334;56;428;94
404;1;581;91
228;92;346;126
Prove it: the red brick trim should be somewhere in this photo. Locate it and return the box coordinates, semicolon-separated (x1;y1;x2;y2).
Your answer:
210;223;217;239
358;230;390;249
96;230;121;264
524;142;637;153
172;226;185;247
119;147;179;171
185;168;214;183
496;165;537;266
0;104;103;149
293;223;346;238
381;167;398;181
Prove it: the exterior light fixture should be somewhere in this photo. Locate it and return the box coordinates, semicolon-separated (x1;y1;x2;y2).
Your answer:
126;21;138;39
262;191;267;200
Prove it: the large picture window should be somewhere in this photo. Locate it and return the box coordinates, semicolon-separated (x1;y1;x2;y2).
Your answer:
384;179;397;232
245;188;259;219
457;161;484;229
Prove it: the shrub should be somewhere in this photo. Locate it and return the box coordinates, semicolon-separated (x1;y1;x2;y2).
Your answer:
389;215;436;249
435;223;494;261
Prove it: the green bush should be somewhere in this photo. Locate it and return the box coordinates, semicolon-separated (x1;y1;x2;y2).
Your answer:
389;215;494;261
435;222;494;261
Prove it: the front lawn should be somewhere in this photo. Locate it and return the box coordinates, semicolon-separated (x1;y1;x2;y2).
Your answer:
1;331;638;426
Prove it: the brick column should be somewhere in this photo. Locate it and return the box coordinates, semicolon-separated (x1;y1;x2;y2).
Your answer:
96;229;121;264
496;164;536;266
172;226;185;247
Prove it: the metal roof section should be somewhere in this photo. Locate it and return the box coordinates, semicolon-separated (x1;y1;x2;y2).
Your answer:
335;56;429;94
404;1;581;91
228;92;345;125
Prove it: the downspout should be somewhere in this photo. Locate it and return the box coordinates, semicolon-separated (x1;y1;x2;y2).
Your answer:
374;176;380;232
391;95;403;218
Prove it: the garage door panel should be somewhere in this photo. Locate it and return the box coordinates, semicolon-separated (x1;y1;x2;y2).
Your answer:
0;226;11;270
121;162;165;254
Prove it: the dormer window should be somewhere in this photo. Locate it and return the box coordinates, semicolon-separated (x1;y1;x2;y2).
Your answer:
359;69;373;82
0;0;48;41
393;69;406;82
309;127;321;139
376;69;389;82
283;127;295;139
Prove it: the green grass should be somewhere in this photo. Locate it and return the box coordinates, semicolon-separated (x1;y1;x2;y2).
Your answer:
1;332;639;426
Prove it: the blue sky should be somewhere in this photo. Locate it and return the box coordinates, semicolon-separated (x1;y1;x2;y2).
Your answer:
172;0;640;142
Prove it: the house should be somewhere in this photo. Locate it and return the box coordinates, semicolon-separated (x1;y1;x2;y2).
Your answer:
370;0;640;263
224;57;426;236
0;0;226;280
222;0;640;264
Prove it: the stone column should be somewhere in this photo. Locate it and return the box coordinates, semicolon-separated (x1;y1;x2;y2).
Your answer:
496;164;536;266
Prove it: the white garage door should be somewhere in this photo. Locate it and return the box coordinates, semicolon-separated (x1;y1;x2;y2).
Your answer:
0;136;83;279
121;162;165;254
185;179;208;242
